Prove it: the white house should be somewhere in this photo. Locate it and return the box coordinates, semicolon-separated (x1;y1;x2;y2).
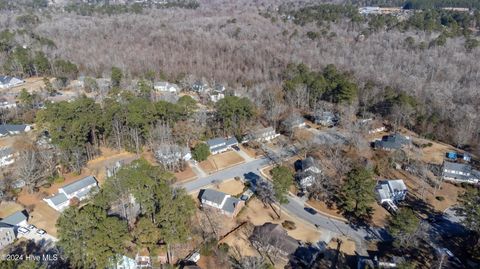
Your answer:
376;179;407;204
0;223;15;250
153;82;179;93
0;124;31;137
199;189;245;217
0;101;17;110
243;127;280;143
0;76;24;89
0;147;15;167
206;137;238;155
44;176;99;211
210;92;225;103
296;157;322;190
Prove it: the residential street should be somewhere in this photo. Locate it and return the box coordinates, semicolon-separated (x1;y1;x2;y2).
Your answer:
181;157;270;192
180;155;387;255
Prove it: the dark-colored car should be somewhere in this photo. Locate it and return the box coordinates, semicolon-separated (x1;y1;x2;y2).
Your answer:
304;207;317;215
232;145;240;151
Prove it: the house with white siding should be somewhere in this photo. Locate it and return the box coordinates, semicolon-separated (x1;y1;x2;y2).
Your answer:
44;176;99;211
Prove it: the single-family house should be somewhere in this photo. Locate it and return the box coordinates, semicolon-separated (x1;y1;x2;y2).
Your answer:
0;101;17;110
44;176;99;211
206;137;238;155
111;255;138;269
0;124;31;137
373;133;411;151
288;116;306;129
0;211;28;227
296;157;322;190
250;223;299;259
0;223;15;250
192;81;209;93
154;145;191;165
0;147;15;167
199;189;245;217
214;84;225;93
442;161;480;184
243;126;280;143
154;82;180;93
210;92;225;103
0;75;24;89
314;111;338;127
375;179;407;204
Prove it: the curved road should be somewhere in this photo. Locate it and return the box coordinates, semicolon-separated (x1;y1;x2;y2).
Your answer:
180;156;386;255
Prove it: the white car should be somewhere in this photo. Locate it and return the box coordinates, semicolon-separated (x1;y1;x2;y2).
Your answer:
36;229;46;235
18;227;29;234
27;224;36;230
188;252;200;263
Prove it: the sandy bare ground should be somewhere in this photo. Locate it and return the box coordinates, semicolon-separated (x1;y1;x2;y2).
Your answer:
0;201;24;218
174;164;197;182
208;151;245;170
327;236;356;256
215;179;245;196
204;151;246;173
16;190;60;236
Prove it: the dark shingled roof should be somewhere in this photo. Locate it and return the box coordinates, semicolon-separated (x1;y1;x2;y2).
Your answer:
251;223;299;255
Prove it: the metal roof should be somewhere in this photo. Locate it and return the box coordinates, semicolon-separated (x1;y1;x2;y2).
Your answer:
0;211;27;226
47;193;69;206
0;124;28;135
61;176;98;195
206;137;226;148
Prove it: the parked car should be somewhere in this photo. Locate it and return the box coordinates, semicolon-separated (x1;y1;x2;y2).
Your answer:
36;229;46;235
304;207;317;215
27;224;36;230
18;227;29;234
232;145;240;151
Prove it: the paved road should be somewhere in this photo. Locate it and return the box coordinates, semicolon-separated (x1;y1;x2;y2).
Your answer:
181;157;270;192
180;156;387;255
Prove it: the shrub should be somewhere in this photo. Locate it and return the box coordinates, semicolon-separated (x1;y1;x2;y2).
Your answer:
435;196;445;201
218;243;230;254
199;238;218;256
282;220;296;230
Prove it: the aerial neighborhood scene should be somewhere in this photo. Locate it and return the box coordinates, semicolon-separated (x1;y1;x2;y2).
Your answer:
0;0;480;268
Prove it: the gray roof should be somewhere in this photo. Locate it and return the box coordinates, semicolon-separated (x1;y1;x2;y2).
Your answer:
0;222;14;229
442;161;478;181
61;176;98;195
0;147;12;156
374;134;410;150
0;211;27;226
0;75;22;85
301;157;317;171
443;161;471;173
225;137;238;146
206;137;226;148
222;196;242;214
200;189;227;205
251;223;299;255
48;193;69;206
0;124;28;135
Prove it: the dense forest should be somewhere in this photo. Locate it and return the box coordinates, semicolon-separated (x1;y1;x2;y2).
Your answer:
0;0;479;150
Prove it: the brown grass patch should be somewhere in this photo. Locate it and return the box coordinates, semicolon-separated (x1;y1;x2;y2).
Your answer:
0;202;24;218
210;151;245;170
238;198;321;243
306;200;346;221
174;164;197;182
215;179;245;196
